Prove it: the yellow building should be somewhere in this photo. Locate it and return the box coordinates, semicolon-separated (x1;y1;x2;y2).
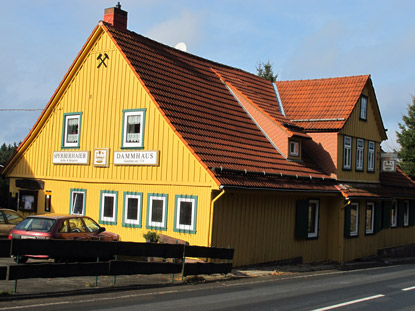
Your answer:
3;5;415;266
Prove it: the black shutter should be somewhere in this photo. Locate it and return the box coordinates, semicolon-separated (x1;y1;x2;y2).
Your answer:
344;205;351;238
397;200;405;227
295;200;309;240
382;201;391;229
374;201;382;233
410;200;415;227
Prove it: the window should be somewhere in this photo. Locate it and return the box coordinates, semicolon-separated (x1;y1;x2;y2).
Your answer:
122;192;142;228
147;194;168;230
70;189;86;215
343;136;352;170
174;195;198;233
356;139;364;171
99;191;118;225
366;202;375;234
348;202;359;236
368;141;375;172
404;200;410;227
289;140;300;157
391;200;398;227
83;217;101;233
308;200;319;238
122;109;146;148
62;113;82;148
360;95;368;120
18;191;38;212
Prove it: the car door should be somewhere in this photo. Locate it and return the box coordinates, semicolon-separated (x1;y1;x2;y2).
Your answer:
0;212;10;237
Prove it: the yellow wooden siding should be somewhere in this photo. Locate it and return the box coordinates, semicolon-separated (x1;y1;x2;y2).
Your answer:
342;199;415;262
7;27;217;245
211;190;337;267
8;29;216;187
337;86;383;182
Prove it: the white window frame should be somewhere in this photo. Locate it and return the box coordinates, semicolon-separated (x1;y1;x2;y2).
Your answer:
308;200;319;238
122;109;145;148
404;200;410;227
391;200;398;227
123;192;142;227
70;189;86;216
100;191;118;225
343;136;352;170
147;194;168;230
368;141;375;172
289;140;300;157
365;202;375;234
174;195;197;233
63;113;81;148
360;95;368;120
356;138;364;171
350;202;359;236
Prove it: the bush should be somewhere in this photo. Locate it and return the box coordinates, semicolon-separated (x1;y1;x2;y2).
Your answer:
143;230;159;243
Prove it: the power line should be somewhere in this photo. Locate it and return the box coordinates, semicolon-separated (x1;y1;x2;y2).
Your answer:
0;108;43;111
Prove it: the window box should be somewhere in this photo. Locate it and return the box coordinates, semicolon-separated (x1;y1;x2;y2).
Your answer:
122;192;143;228
146;194;168;230
174;195;198;233
99;191;118;225
62;113;82;148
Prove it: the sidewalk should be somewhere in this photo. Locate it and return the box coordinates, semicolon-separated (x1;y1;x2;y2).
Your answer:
1;256;414;300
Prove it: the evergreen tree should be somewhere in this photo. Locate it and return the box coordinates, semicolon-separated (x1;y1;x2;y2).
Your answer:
256;60;278;82
0;142;19;209
397;96;415;179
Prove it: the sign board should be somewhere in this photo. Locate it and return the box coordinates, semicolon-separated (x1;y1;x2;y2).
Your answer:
382;160;396;172
53;151;90;165
93;148;109;167
114;151;159;166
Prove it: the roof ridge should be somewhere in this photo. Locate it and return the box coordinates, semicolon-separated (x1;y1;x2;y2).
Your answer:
277;74;370;83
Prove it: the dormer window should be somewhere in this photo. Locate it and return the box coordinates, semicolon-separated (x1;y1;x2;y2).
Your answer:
360;95;368;120
289;140;300;158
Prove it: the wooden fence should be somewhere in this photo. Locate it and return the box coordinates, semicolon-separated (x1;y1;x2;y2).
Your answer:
0;239;233;282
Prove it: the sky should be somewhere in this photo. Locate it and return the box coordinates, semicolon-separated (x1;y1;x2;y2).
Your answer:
1;0;414;152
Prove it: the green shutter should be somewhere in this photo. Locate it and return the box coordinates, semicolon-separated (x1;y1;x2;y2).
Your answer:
344;205;351;238
295;200;309;240
374;201;382;233
410;200;415;227
397;200;405;227
382;201;391;229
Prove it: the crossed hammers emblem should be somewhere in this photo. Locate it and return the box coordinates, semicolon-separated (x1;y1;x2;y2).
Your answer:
97;53;109;68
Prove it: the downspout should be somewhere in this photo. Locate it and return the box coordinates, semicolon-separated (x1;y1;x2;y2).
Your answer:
207;189;225;247
339;199;351;263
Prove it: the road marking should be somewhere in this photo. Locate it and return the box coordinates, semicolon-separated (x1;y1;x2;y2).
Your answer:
402;286;415;291
311;294;385;311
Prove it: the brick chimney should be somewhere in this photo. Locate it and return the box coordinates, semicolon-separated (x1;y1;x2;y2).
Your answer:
104;2;128;31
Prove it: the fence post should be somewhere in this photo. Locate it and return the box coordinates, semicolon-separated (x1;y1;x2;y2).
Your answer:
181;243;186;281
113;237;119;286
95;237;101;287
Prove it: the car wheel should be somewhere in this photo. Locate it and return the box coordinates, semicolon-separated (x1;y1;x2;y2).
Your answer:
14;256;28;264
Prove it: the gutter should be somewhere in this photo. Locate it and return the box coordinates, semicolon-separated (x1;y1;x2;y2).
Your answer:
207;189;225;247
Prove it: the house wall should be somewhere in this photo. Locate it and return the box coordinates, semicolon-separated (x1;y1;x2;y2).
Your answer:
304;132;338;178
337;87;383;182
342;199;415;262
211;190;339;267
7;27;218;245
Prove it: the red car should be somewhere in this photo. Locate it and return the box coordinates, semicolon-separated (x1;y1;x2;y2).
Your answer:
9;214;120;263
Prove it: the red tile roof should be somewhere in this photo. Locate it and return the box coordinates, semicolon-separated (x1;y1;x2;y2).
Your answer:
104;24;334;190
276;75;370;131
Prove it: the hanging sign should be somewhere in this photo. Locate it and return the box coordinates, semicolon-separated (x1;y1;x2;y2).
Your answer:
113;150;159;166
93;148;109;167
53;151;90;165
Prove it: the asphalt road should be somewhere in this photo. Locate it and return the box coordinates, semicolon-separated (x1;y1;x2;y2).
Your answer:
2;263;415;311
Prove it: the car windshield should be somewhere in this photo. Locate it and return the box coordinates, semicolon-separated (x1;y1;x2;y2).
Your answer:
14;217;56;232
